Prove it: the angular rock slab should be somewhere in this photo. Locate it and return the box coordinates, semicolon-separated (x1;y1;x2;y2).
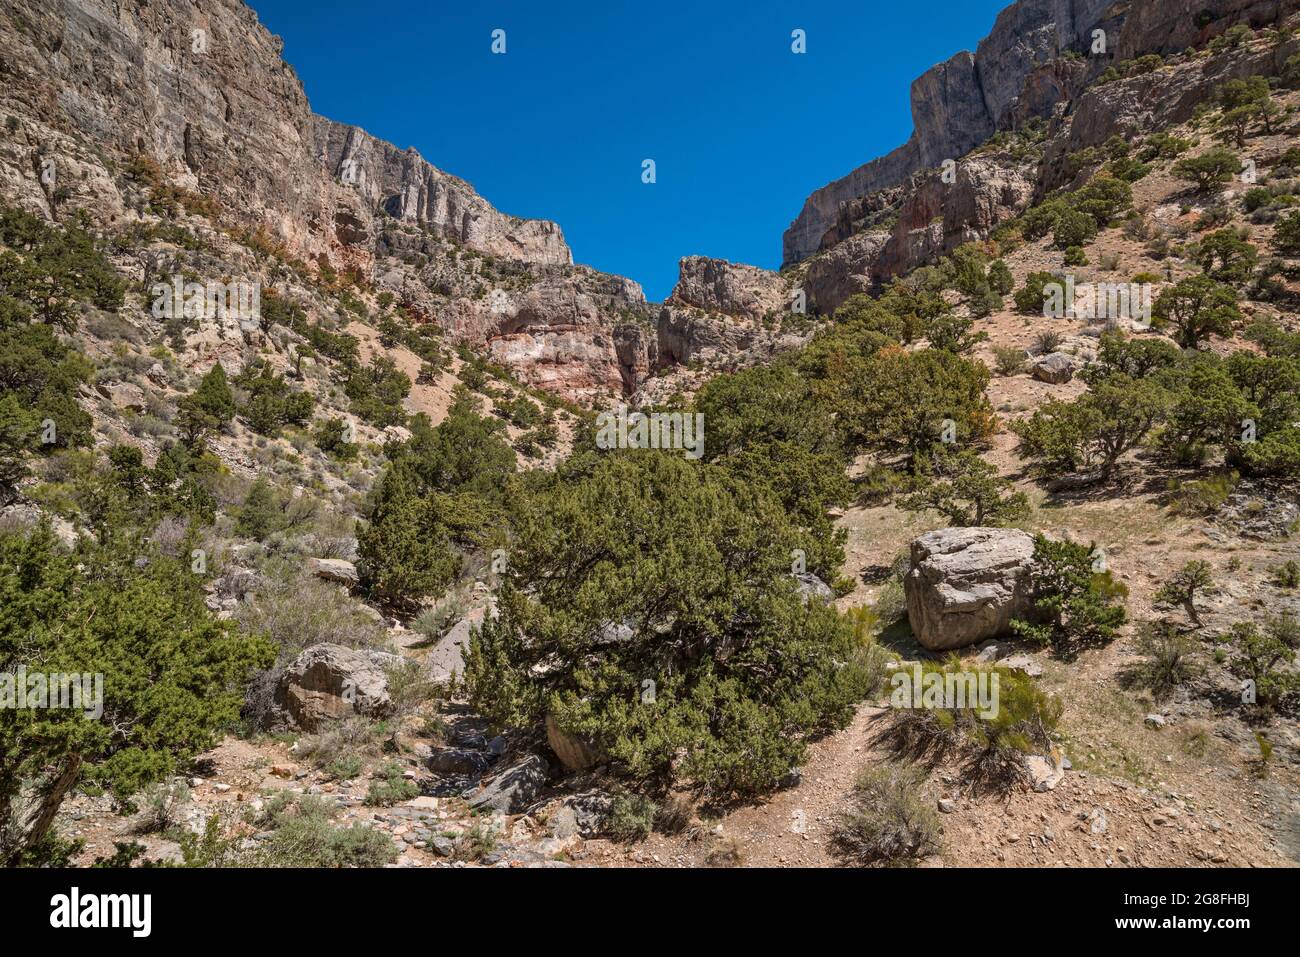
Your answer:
465;753;550;814
1031;351;1078;384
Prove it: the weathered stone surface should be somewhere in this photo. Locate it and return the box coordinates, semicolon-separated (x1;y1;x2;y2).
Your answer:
904;527;1036;650
999;653;1044;678
101;381;147;412
1031;352;1078;384
426;606;486;682
667;256;790;322
305;557;359;587
314;119;572;267
782;0;1285;267
795;572;834;604
801;154;1033;314
274;643;392;731
464;753;549;814
557;790;615;838
545;714;604;772
427;748;493;777
1024;751;1065;792
0;0;655;406
612;322;659;395
803;232;890;313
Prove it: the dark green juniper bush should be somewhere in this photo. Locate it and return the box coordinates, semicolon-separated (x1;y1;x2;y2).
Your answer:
1011;535;1128;656
464;449;887;799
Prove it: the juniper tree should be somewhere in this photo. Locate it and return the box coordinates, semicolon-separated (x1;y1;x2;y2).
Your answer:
0;521;274;863
1228;616;1299;713
1155;560;1214;626
1192;229;1258;284
1013;374;1170;481
1152;274;1241;349
0;394;36;505
176;363;235;446
1172;149;1242;193
900;449;1029;527
356;465;461;612
463;450;883;797
1011;535;1128;656
1274;211;1300;256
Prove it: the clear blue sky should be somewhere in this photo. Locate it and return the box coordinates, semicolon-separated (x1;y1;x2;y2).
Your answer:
248;0;1009;301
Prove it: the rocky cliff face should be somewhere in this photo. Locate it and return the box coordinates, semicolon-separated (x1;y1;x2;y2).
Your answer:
782;0;1288;269
0;0;572;267
312;119;572;267
667;255;792;321
0;0;646;403
801;153;1034;313
781;0;1293;315
615;256;812;401
5;0;1293;401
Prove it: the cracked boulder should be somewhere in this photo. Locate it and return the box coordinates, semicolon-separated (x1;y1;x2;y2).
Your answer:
904;527;1036;650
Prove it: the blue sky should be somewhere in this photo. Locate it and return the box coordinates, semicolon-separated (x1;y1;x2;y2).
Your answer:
248;0;1009;301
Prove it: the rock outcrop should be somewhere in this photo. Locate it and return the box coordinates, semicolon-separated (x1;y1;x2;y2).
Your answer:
313;119;573;267
305;557;360;587
667;255;791;322
464;753;549;813
802;153;1034;313
545;715;605;772
617;256;813;395
1031;351;1079;384
904;527;1037;650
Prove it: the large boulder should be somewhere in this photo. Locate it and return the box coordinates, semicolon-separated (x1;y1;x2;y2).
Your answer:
556;790;616;838
546;714;604;772
1031;352;1078;384
903;527;1036;650
101;381;147;412
273;643;392;731
305;557;359;587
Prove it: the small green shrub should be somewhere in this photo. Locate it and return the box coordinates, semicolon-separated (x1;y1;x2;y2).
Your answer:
132;780;192;835
1227;615;1299;713
364;763;420;806
831;764;941;866
451;822;499;862
884;663;1062;791
1271;560;1300;588
325;755;364;781
258;794;398;867
1033;330;1062;354
993;345;1028;376
606;793;657;843
1153;560;1214;625
1123;620;1202;700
